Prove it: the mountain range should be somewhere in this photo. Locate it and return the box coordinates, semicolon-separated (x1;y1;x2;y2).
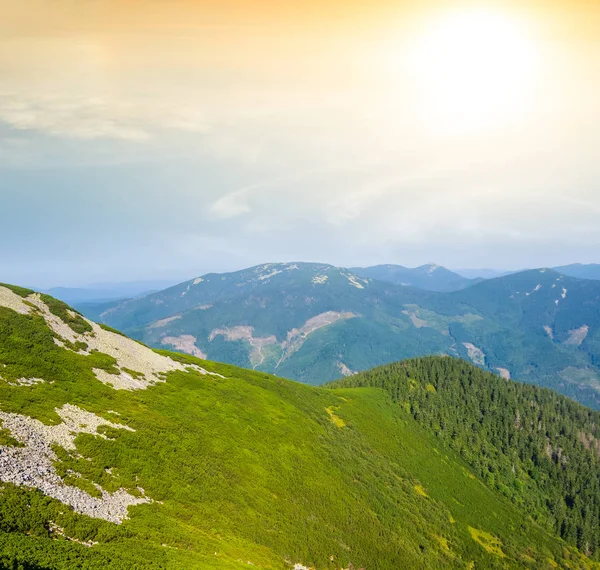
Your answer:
453;264;600;282
0;282;599;568
42;280;182;305
351;263;481;292
555;264;600;282
78;262;600;409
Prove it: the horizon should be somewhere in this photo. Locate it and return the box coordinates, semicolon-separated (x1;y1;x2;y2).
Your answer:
23;259;598;290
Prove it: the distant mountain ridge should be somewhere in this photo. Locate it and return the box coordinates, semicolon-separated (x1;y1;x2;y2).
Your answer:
51;262;600;308
351;263;481;292
554;263;600;281
453;268;516;279
78;263;600;409
44;279;182;305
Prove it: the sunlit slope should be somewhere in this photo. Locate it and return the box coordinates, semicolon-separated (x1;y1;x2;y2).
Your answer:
0;284;595;569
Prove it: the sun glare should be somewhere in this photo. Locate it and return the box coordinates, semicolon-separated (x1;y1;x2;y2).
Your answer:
405;8;540;135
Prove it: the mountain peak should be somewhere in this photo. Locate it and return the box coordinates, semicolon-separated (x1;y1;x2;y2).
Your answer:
354;263;474;292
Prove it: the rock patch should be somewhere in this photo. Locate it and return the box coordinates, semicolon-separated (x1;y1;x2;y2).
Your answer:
0;404;147;523
0;287;223;390
463;343;486;366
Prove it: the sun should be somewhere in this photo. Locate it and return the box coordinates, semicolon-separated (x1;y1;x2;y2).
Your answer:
405;8;540;135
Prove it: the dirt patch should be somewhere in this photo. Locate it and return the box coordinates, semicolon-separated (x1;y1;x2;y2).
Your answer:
161;335;207;359
496;368;511;380
210;312;357;370
337;362;356;377
403;310;428;328
463;343;486;366
149;315;182;329
525;284;542;296
258;269;283;281
564;325;589;346
210;326;254;342
280;312;357;364
343;273;366;289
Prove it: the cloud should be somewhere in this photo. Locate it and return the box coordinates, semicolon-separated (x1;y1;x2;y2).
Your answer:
0;93;215;142
210;185;253;219
0;95;147;141
1;0;600;285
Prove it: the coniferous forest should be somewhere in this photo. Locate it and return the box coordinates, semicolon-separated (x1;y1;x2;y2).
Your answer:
332;356;600;556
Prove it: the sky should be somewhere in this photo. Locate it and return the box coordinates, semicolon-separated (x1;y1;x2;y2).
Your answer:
1;0;599;287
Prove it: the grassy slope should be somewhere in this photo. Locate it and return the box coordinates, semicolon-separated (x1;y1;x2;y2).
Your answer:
331;357;600;559
0;300;595;569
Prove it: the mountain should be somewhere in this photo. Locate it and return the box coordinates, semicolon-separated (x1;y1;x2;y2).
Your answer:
77;262;475;385
0;283;598;568
80;263;600;409
352;263;479;292
44;280;182;305
444;268;600;406
555;263;600;281
453;268;516;280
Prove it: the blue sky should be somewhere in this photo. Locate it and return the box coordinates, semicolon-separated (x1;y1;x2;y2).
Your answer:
1;0;599;287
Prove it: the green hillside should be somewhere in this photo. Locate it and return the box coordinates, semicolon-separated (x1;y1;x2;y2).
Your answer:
78;264;600;409
332;357;600;558
0;284;598;568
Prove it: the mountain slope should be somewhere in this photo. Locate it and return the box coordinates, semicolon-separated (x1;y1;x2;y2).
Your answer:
442;269;600;406
79;265;600;408
79;263;477;383
331;356;600;558
352;263;479;292
0;284;597;568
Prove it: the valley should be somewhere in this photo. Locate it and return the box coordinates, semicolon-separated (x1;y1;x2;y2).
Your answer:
78;263;600;409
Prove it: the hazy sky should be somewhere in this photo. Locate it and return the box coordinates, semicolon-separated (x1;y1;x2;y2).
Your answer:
1;0;599;287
